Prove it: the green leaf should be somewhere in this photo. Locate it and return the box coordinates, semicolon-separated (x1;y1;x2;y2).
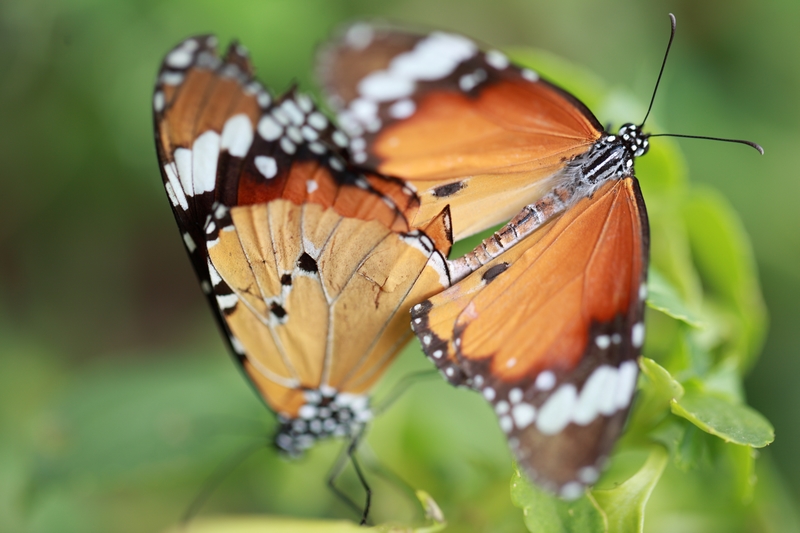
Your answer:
646;269;704;327
627;358;684;433
727;444;757;504
592;446;668;533
510;469;607;533
682;186;768;371
670;391;774;448
169;517;365;533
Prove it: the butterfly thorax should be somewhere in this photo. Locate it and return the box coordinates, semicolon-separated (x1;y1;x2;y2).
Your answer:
448;123;650;280
567;123;650;190
273;389;373;456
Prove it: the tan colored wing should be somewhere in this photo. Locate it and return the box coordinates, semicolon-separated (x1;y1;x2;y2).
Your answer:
207;199;451;417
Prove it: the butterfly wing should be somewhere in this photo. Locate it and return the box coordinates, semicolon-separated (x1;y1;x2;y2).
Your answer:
155;36;452;417
316;24;604;239
412;177;649;496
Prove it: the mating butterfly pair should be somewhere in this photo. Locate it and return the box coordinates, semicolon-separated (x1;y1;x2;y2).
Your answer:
153;15;756;516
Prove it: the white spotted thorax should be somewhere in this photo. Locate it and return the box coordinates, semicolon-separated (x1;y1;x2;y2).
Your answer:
448;123;651;282
274;389;373;456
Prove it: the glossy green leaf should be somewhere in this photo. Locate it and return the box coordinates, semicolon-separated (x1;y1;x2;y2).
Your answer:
646;269;704;327
627;358;683;432
671;391;774;448
510;469;606;533
592;446;668;533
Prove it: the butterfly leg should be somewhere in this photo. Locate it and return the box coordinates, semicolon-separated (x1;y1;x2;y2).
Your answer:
327;430;372;525
449;186;574;281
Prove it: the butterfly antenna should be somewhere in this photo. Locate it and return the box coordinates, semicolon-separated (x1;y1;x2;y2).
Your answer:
649;133;764;154
641;13;677;128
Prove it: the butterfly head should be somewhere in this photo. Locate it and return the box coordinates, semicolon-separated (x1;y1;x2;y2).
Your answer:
273;390;372;456
617;123;650;158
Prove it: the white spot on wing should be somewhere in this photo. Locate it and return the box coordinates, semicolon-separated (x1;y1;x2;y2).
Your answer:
257;116;282;141
301;125;318;141
192;131;221;195
485;50;509;69
536;384;577;435
254;155;277;179
521;68;539;82
280;137;296;154
332;130;349;148
595;335;611;349
614;360;638;409
220;114;254;157
388;98;416;119
358;71;415;102
165;40;197;68
281;99;305;126
163;163;188;210
495;401;509;415
216;293;238;310
173;148;193;197
535;370;556;391
345;23;374;50
308;112;328;130
512;403;536;428
632;322;645;348
578;466;599;484
160;71;184;86
572;365;615;426
182;232;196;253
391;32;476;81
306;180;318;194
153;91;165;112
560;481;584;500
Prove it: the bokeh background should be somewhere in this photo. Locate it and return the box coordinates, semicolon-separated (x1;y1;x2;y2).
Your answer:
1;0;797;532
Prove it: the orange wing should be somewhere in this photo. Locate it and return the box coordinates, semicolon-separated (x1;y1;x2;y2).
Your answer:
154;36;453;436
154;36;425;300
411;177;649;496
317;24;604;239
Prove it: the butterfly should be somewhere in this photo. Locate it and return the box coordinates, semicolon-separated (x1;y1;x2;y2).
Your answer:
316;16;760;499
152;35;453;511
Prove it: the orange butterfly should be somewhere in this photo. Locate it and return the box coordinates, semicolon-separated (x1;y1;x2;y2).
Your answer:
153;35;452;516
317;16;761;498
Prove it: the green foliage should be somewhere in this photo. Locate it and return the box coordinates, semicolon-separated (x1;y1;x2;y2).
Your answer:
0;2;791;532
510;469;607;533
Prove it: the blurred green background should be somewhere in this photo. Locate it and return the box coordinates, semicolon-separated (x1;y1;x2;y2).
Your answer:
1;0;797;532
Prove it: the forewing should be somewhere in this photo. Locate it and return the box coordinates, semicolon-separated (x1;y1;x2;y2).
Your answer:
154;35;420;293
412;177;649;496
317;24;604;239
